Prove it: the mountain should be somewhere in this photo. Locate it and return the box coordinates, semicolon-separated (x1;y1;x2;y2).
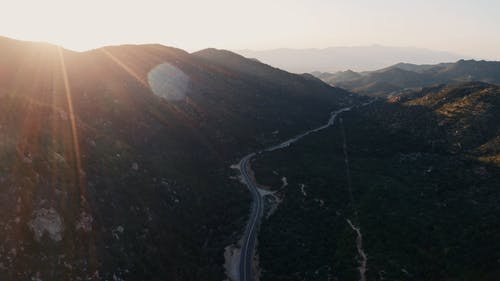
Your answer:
314;59;500;97
434;59;500;82
235;45;464;73
312;70;362;85
380;62;453;73
251;82;500;281
0;36;356;281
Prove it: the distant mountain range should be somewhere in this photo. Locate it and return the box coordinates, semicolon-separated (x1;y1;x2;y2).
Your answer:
235;45;465;73
313;59;500;96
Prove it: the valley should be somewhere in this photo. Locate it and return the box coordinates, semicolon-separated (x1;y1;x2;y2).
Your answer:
235;105;359;281
0;35;498;281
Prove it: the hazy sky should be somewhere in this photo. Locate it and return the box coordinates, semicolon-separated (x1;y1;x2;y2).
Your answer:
1;0;499;59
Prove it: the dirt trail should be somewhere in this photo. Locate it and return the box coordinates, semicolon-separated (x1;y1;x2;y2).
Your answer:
347;219;367;281
340;117;368;281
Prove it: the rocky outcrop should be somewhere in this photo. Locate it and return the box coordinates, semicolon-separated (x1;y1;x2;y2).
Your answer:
28;208;64;242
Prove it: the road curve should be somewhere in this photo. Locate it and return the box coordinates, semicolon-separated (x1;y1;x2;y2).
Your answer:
236;106;353;281
238;153;263;281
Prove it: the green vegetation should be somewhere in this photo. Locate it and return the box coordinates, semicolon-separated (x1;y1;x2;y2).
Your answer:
0;37;355;280
253;83;500;281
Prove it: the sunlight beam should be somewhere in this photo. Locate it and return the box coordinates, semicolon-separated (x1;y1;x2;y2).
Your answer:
57;46;85;193
100;48;148;88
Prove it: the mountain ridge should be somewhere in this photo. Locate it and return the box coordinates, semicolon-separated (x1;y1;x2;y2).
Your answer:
0;36;357;281
314;59;500;97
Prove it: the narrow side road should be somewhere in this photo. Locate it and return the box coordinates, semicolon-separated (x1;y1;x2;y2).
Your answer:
347;219;367;281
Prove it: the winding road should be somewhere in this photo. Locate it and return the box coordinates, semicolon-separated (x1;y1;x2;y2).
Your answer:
236;106;353;281
238;153;263;281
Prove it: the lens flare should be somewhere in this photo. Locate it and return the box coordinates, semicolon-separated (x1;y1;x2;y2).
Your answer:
148;63;190;101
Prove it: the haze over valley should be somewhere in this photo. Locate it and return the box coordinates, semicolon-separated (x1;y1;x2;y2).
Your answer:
235;45;466;73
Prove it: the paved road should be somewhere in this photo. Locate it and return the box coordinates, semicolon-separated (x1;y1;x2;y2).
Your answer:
238;153;263;281
236;106;355;281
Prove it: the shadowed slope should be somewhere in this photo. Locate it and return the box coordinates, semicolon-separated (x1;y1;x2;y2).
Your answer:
0;37;357;281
